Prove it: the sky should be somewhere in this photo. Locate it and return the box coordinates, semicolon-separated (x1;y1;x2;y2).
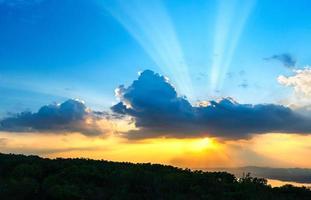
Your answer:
0;0;311;169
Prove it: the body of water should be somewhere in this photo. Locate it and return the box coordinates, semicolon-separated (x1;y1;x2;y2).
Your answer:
268;179;311;188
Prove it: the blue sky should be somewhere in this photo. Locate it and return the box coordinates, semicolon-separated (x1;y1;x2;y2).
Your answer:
1;0;311;116
1;0;311;170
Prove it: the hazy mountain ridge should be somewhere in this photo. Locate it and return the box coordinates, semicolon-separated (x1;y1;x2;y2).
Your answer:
206;166;311;184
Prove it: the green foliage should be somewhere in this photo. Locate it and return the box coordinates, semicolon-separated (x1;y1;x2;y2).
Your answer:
0;153;310;200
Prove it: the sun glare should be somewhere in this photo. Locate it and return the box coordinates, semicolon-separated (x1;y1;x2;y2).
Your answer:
190;137;214;152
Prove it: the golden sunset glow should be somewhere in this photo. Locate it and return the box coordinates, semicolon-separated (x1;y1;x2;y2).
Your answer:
1;131;311;169
190;137;214;152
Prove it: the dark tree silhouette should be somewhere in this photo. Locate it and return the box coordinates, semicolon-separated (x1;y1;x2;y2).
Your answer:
0;153;310;200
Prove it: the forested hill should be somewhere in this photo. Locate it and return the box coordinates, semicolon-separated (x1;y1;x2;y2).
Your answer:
0;153;310;200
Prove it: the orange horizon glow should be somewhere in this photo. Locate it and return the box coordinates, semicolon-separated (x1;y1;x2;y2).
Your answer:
1;131;311;169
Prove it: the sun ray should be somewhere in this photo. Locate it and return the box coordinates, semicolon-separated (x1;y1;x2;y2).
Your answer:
101;0;194;99
209;0;256;93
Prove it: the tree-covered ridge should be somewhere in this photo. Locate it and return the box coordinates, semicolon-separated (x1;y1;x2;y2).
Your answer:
0;153;310;200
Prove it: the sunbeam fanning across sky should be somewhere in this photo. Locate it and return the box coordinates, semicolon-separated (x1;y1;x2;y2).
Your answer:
209;0;256;93
101;0;194;98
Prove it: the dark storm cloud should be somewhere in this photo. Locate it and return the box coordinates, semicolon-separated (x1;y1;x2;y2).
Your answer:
112;70;311;139
265;53;296;68
0;99;104;136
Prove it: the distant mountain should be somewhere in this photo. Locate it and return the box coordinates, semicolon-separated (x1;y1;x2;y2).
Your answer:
206;166;311;184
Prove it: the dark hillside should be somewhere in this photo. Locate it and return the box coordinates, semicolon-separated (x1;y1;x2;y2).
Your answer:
0;153;310;200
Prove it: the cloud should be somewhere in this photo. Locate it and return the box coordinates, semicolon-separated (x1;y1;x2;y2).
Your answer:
238;80;248;88
278;67;311;98
112;70;311;139
265;53;296;68
0;99;107;136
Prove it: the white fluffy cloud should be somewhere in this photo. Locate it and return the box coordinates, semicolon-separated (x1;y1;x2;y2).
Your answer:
278;67;311;98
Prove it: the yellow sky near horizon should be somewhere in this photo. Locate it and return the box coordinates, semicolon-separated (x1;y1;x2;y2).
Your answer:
1;131;311;169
